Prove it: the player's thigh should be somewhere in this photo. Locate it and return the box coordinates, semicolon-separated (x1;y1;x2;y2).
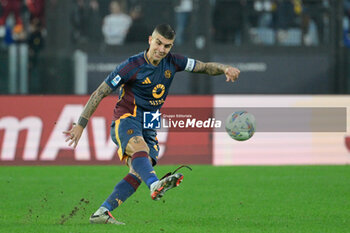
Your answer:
111;117;144;161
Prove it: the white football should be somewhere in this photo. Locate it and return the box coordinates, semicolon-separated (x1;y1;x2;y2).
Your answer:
225;111;256;141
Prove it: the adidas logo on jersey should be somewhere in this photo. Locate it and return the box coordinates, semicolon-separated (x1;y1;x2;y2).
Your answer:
142;77;151;84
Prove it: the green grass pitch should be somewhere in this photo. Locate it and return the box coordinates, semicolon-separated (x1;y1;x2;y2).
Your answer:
0;165;349;233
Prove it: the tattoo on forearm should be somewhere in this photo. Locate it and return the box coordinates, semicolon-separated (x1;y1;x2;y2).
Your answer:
81;82;112;119
193;61;228;76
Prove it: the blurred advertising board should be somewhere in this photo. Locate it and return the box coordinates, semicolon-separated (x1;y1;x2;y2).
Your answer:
0;96;212;165
214;95;350;165
1;95;350;166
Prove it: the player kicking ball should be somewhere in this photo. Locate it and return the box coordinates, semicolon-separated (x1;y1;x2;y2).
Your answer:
64;24;240;225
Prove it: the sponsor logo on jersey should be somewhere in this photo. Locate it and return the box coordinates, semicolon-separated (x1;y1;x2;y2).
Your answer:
149;99;165;106
142;77;151;84
143;110;161;129
164;70;172;78
152;84;165;99
111;75;121;86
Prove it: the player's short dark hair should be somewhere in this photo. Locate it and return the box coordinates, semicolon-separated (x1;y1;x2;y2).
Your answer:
154;24;176;40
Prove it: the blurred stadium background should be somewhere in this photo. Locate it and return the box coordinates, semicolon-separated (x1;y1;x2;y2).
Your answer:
0;0;349;95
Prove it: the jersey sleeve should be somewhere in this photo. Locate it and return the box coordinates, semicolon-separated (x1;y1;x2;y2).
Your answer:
171;53;196;72
104;58;136;90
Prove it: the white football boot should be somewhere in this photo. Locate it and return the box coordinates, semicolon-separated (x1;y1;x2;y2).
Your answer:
150;173;184;201
89;211;125;225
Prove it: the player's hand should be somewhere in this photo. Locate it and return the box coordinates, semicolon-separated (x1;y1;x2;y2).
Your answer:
63;123;84;148
224;67;240;82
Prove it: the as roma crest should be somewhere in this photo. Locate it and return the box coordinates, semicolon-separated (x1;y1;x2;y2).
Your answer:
164;70;172;79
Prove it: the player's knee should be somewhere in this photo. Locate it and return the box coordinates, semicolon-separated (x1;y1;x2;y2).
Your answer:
125;136;150;156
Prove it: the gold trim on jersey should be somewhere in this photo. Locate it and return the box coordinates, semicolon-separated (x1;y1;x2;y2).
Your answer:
117;84;125;103
144;51;150;64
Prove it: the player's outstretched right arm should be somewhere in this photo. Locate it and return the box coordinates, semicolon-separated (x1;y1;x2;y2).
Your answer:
63;82;113;148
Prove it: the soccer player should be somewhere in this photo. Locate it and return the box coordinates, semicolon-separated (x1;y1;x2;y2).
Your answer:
64;24;240;225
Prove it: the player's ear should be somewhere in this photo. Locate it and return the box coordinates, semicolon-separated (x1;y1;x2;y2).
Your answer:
148;36;152;45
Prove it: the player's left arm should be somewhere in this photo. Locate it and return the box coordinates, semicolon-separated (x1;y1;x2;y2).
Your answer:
192;60;240;82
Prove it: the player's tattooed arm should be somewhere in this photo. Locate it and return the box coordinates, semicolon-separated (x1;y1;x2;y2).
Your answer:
64;82;113;148
64;82;112;148
80;82;113;123
193;60;228;75
193;60;240;82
